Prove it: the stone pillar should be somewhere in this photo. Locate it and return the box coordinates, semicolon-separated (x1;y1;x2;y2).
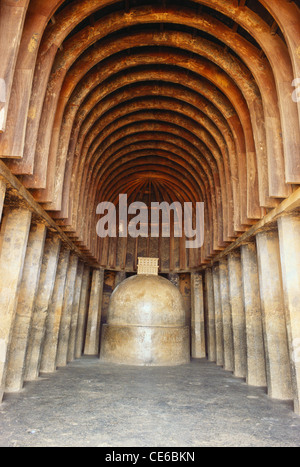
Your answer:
67;261;84;363
205;268;216;362
228;250;247;379
39;248;70;374
241;242;267;388
256;229;293;401
219;258;234;372
168;273;180;288
56;253;78;367
115;271;126;288
0;178;6;223
75;266;91;359
278;214;300;413
212;264;223;367
84;269;104;356
191;272;206;359
24;235;61;381
5;223;47;393
179;274;191;326
0;208;32;402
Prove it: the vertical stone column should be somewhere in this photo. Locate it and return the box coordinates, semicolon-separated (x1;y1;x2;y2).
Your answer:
115;271;126;288
219;258;234;372
212;264;224;367
0;178;6;223
0;208;31;402
5;223;47;393
24;235;61;381
278;214;300;413
84;269;104;356
191;272;206;359
256;229;293;401
67;261;84;363
205;268;216;362
56;253;79;367
168;273;180;289
39;248;70;374
75;266;91;359
179;274;191;326
228;250;247;379
241;242;267;388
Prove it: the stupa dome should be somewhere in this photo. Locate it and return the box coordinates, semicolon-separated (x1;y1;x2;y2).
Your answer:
107;275;186;327
100;275;190;366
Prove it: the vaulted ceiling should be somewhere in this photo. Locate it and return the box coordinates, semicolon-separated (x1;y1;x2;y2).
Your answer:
0;0;299;272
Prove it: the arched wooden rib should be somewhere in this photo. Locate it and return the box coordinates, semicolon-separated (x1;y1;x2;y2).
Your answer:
53;78;244;238
0;0;65;151
1;0;298;190
55;69;245;227
79;139;222;256
57;62;255;225
36;21;285;204
21;17;266;217
0;0;30;132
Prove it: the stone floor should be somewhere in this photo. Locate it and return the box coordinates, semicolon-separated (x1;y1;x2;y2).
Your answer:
0;358;300;447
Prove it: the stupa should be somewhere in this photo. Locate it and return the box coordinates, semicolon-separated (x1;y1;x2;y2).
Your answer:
100;274;190;366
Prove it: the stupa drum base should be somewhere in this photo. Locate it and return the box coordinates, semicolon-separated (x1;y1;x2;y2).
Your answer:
100;274;190;366
101;324;190;366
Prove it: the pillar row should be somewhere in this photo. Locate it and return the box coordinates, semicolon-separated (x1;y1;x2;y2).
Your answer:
191;272;206;359
0;188;93;399
256;229;293;401
84;269;104;356
278;214;300;414
5;223;47;393
0;207;32;402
